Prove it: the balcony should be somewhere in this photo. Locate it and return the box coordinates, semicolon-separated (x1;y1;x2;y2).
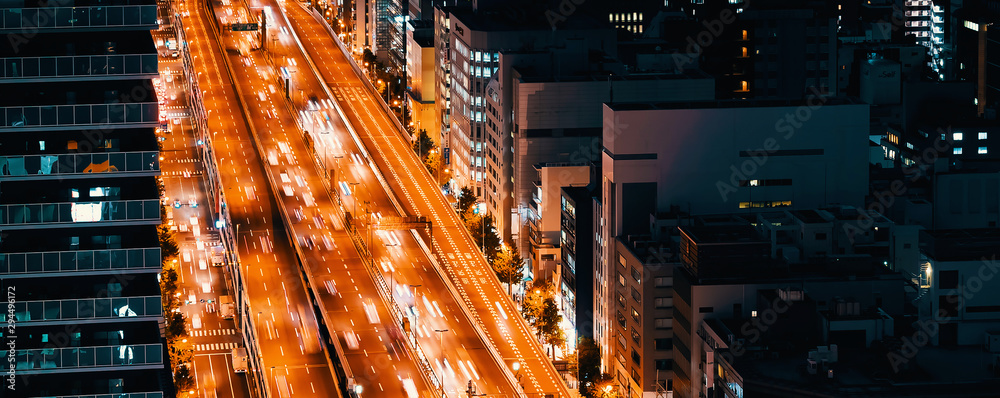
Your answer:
46;393;164;398
0;199;160;229
0;151;159;180
0;247;161;277
0;103;158;131
3;296;162;326
0;5;157;32
13;344;163;375
0;54;158;82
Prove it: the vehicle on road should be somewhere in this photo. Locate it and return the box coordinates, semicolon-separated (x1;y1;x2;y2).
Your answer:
173;199;182;208
321;234;334;251
343;331;359;350
189;197;197;207
232;347;248;373
282;185;293;197
198;259;207;270
219;295;234;319
279;171;291;184
293;208;304;223
171;51;178;58
191;314;202;329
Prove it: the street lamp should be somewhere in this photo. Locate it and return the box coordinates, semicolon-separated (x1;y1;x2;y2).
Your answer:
512;361;522;382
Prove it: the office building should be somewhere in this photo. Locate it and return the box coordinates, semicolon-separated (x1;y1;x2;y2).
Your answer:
595;98;871;388
0;0;172;395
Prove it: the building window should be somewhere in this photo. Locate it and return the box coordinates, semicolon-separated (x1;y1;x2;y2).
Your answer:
631;307;641;324
939;270;958;289
699;306;714;313
631;349;641;366
655;338;672;350
654;277;672;288
618;292;626;307
654;318;672;329
954;148;963;155
954;132;964;141
631;287;641;303
655;359;672;370
631;329;641;346
619;254;626;268
618;272;626;287
618;310;627;328
980;132;989;140
654;297;671;308
979;147;988;155
631;267;641;284
618;332;627;349
815;233;827;240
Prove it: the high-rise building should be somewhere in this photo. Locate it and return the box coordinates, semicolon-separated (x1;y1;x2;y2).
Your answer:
595;98;870;385
0;0;172;395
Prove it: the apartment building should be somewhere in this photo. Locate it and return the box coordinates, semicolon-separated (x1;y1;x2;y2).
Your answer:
0;0;172;394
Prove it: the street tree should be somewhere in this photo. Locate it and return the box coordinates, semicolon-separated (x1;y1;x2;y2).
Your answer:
456;186;477;222
412;129;436;161
538;297;565;359
492;242;524;296
467;214;501;263
157;224;179;261
578;337;602;396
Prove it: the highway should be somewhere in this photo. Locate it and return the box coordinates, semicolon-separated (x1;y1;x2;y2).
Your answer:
279;1;574;397
172;0;338;396
202;0;438;396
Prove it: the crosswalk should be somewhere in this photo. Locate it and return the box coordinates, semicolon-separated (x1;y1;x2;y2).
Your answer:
190;328;237;337
173;158;201;163
195;342;238;352
163;170;203;176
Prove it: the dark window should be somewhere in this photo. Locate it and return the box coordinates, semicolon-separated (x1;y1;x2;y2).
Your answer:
655;359;672;370
939;295;960;318
655;338;672;350
617;310;627;328
631;367;641;384
816;233;827;240
939;270;959;289
631;349;641;365
618;292;626;307
631;287;641;303
631;267;642;284
733;303;742;317
699;306;714;313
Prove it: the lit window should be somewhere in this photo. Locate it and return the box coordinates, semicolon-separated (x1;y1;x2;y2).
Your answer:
71;189;79;198
71;203;104;222
751;310;758;317
750;179;759;186
979;147;988;155
38;141;45;150
954;132;963;140
954;148;963;155
980;132;988;140
90;187;106;197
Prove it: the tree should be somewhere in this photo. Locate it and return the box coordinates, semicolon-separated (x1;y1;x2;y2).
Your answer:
492;242;524;296
538;297;564;360
578;337;602;397
456;186;477;222
412;129;436;158
467;214;501;263
522;280;553;323
166;312;187;340
157;224;179;262
174;363;194;392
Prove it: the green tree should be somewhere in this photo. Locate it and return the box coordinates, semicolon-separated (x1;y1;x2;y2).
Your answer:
468;214;501;263
412;129;438;174
157;224;179;262
492;242;524;296
578;337;602;397
456;186;477;222
159;262;180;313
522;280;554;327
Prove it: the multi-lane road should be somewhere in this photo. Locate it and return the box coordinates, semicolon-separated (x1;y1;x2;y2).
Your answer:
171;0;574;395
281;2;573;397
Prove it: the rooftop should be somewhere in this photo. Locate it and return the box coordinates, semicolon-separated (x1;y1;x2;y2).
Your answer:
606;96;860;112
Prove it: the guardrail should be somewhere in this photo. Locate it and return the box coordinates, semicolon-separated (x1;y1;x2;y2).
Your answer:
0;151;159;179
3;296;162;323
0;199;160;226
0;247;161;275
